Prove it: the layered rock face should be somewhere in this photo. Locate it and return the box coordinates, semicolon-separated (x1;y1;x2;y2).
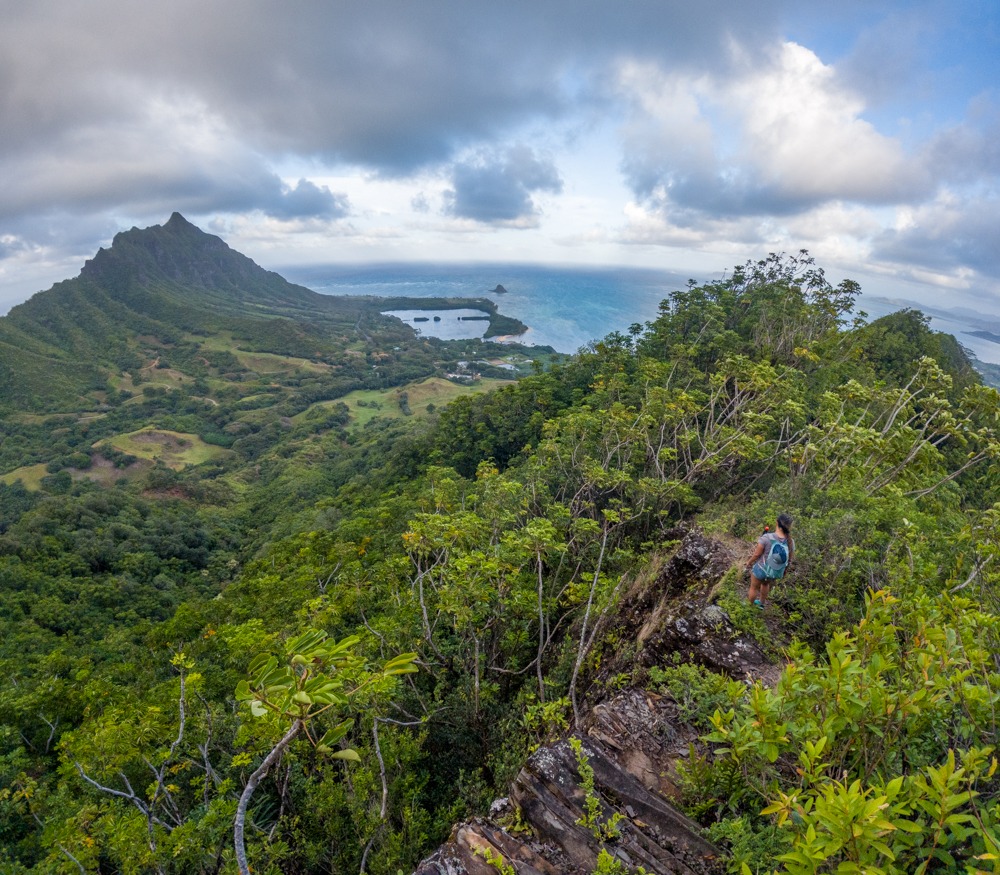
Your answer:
415;530;775;875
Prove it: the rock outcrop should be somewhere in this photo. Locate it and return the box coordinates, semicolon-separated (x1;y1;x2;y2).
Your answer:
414;529;775;875
414;725;723;875
609;529;769;680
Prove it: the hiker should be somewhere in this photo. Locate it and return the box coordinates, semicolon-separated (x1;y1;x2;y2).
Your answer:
746;513;794;609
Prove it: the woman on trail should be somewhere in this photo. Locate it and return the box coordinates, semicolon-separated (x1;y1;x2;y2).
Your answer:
746;513;794;609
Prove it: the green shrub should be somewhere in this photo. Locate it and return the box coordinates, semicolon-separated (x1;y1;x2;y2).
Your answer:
647;661;746;730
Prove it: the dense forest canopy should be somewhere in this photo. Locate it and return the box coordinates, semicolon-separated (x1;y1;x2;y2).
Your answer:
2;234;1000;875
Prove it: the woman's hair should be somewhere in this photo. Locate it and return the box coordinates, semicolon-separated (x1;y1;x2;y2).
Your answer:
777;513;793;535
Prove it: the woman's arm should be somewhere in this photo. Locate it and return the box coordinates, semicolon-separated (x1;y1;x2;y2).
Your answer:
746;542;764;569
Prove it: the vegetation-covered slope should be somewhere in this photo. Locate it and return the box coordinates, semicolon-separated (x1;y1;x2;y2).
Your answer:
2;247;1000;875
0;214;529;413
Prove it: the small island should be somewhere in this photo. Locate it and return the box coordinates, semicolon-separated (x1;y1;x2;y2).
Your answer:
489;284;508;294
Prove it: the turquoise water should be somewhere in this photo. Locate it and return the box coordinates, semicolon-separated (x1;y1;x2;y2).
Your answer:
283;263;692;353
281;262;1000;363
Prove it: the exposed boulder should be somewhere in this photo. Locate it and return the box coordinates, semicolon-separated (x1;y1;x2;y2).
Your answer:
596;527;770;684
585;689;700;800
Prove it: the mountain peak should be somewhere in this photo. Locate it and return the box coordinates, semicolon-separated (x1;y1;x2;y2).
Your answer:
73;215;320;315
164;211;195;231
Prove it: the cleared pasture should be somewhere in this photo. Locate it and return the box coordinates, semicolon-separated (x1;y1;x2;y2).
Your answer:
295;376;514;429
96;427;232;470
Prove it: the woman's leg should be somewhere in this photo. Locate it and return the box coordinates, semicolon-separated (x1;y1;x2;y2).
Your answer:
748;572;763;603
758;580;771;605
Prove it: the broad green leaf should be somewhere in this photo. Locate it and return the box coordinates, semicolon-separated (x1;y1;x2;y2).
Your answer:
318;719;354;748
330;748;362;762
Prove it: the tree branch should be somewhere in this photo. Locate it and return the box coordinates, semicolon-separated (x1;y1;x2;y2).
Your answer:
234;719;303;875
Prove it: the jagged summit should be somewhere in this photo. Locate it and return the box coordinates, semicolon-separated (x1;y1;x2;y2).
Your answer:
165;210;193;228
0;215;338;411
78;213;317;309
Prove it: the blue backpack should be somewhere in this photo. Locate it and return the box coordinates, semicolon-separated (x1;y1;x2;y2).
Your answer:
762;539;789;579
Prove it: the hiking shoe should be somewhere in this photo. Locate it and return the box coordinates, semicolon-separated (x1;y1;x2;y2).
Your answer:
753;599;764;610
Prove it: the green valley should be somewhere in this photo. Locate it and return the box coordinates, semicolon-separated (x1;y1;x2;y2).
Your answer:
2;229;1000;875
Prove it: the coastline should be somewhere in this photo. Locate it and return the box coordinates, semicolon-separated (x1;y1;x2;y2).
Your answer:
291;262;694;353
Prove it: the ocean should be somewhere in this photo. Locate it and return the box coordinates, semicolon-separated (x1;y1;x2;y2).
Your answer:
282;262;1000;364
283;262;692;353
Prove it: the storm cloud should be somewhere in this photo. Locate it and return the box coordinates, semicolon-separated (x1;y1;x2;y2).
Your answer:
266;180;350;221
445;147;563;224
1;2;785;174
0;0;999;306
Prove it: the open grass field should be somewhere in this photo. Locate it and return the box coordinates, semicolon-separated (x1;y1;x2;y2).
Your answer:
296;376;514;429
0;463;50;490
0;459;147;491
404;376;513;411
107;371;137;393
232;350;331;375
186;332;331;374
138;359;191;387
96;427;232;470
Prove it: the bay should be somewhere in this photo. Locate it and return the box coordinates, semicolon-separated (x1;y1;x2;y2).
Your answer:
282;262;692;353
380;307;494;341
282;262;1000;364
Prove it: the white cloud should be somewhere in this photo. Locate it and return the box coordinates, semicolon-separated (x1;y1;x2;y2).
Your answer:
617;61;717;197
0;3;998;314
616;41;929;220
873;191;1000;286
724;42;927;203
618;201;769;250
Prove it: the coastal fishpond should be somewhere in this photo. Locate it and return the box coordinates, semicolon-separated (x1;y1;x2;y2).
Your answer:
382;308;495;340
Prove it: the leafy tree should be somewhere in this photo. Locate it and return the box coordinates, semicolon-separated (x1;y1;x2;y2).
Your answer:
234;629;416;875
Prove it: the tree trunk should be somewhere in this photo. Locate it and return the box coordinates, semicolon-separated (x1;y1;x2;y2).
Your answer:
234;719;303;875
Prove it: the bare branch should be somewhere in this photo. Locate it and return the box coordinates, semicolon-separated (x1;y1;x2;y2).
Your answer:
950;557;993;594
372;721;389;821
39;714;58;754
234;719;303;875
57;844;87;875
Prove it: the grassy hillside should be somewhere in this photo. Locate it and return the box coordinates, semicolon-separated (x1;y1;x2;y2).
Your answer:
325;375;515;428
96;426;233;470
0;214;536;413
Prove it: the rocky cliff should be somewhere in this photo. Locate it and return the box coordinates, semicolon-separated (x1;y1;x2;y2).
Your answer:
415;529;779;875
